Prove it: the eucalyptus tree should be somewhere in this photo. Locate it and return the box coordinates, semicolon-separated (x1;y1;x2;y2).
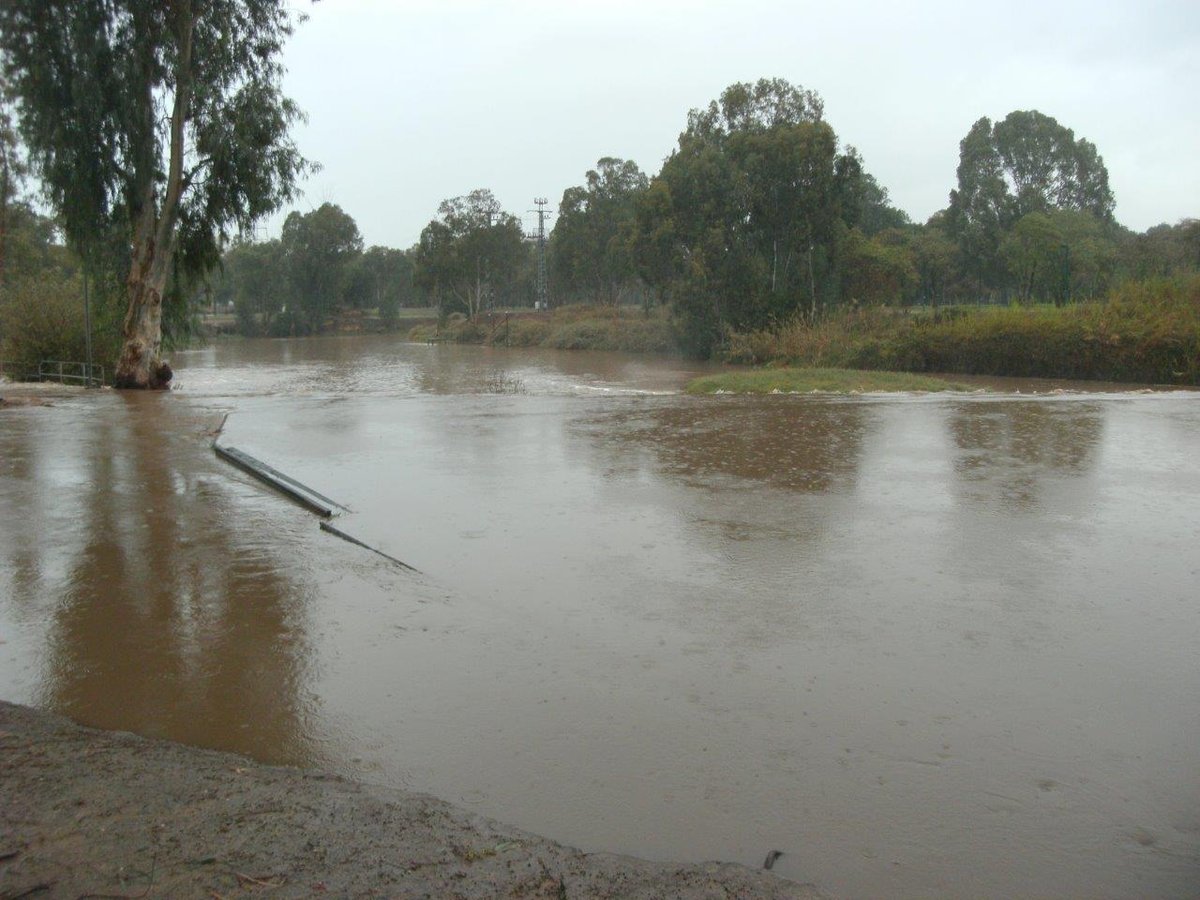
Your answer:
416;189;525;319
280;203;362;331
0;84;27;285
355;246;417;326
1001;209;1117;304
551;157;648;306
910;213;958;307
223;238;287;335
0;0;311;388
634;78;885;354
1125;219;1200;279
991;111;1114;220
947;110;1114;298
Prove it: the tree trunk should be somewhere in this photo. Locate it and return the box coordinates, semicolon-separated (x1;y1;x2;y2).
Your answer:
111;6;194;390
114;233;172;389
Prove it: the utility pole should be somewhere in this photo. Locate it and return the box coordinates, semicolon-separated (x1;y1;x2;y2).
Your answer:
529;198;552;309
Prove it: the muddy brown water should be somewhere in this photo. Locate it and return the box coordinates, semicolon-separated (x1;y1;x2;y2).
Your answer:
2;336;1198;898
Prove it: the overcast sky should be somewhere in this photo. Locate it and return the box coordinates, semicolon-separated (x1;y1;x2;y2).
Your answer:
270;0;1199;248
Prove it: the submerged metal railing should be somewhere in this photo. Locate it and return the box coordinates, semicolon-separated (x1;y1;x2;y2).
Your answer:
38;359;105;388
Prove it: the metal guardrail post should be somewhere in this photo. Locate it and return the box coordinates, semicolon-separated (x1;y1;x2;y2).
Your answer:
36;359;104;387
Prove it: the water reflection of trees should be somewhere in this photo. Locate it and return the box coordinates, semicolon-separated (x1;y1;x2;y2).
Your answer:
561;397;871;649
33;397;319;766
948;400;1105;510
582;397;867;494
0;414;43;614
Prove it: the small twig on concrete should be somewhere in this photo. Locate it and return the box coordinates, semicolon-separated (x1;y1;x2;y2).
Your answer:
234;872;285;889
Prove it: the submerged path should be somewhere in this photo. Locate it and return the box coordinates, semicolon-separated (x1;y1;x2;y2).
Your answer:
0;702;825;899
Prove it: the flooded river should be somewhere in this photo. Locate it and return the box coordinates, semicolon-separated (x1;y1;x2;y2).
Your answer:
2;336;1198;898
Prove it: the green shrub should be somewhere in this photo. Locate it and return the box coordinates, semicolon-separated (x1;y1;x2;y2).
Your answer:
407;323;438;342
0;274;121;382
493;318;550;347
722;276;1200;385
544;319;614;350
610;317;677;353
405;305;681;355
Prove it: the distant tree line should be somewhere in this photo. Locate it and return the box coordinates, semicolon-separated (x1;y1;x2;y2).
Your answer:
401;79;1198;356
214;203;423;336
547;82;1197;355
4;73;1199;362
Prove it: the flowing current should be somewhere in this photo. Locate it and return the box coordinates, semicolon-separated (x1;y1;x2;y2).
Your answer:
2;336;1197;898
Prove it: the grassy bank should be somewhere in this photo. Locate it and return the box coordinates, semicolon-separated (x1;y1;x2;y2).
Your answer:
409;305;678;354
688;367;970;394
725;276;1200;386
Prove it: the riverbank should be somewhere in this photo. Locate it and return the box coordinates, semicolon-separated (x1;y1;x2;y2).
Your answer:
723;276;1200;386
408;305;678;354
0;702;825;899
687;367;971;394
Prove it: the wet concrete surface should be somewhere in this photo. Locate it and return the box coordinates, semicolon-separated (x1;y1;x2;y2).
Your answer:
0;700;824;899
2;338;1198;898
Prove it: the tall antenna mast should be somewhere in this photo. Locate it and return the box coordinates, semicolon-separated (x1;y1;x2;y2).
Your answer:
529;198;552;309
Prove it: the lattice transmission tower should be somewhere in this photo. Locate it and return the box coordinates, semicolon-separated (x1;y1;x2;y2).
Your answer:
529;198;552;309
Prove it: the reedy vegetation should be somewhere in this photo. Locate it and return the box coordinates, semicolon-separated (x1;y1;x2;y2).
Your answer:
407;306;677;355
726;276;1200;385
686;367;969;395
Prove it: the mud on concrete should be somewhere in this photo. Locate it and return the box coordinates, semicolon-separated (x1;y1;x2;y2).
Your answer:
0;381;90;408
0;702;827;899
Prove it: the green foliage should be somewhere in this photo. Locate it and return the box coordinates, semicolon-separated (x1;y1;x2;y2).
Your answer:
992;111;1114;220
356;246;417;327
1120;219;1200;280
222;238;288;335
910;215;957;306
685;77;824;138
0;0;312;384
1;0;311;267
416;189;526;319
551;157;649;306
840;227;918;304
0;271;121;379
0;83;29;284
998;209;1118;304
214;214;428;336
281;203;363;332
724;276;1200;385
1001;212;1064;303
502;318;552;347
0;204;125;377
633;78;901;356
947;110;1115;298
539;308;677;353
1;206;76;284
407;306;678;354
